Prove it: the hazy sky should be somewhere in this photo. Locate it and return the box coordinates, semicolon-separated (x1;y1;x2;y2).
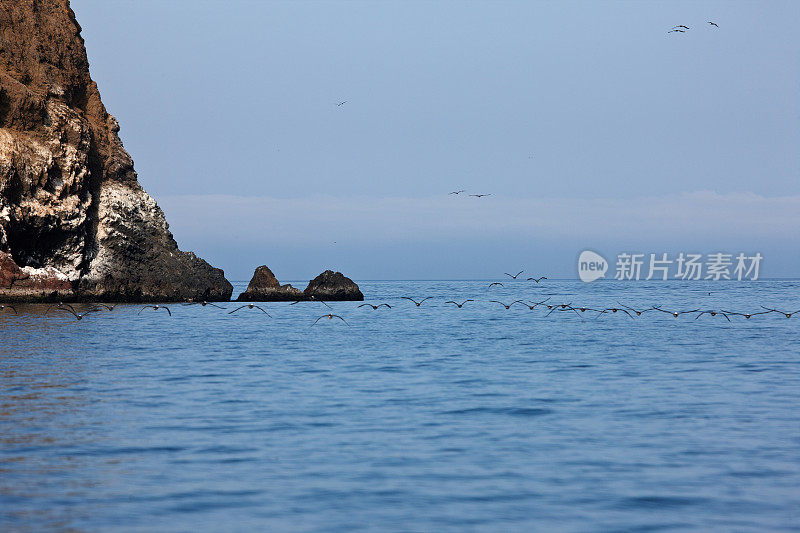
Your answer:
70;0;799;280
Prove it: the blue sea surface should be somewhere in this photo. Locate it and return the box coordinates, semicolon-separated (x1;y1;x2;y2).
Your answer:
1;279;799;531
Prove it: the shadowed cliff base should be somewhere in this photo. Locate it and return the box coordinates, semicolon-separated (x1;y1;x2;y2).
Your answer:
0;0;232;301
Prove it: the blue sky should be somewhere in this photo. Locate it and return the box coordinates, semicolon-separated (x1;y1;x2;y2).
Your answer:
71;0;799;280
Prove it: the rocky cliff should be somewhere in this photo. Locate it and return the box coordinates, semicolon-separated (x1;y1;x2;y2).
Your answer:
304;270;363;301
236;265;305;302
0;0;232;301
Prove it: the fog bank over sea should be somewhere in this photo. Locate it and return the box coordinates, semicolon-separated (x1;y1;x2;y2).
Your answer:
160;192;800;280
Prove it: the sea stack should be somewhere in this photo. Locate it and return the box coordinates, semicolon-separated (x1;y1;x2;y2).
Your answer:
0;0;232;301
304;270;364;301
237;265;304;302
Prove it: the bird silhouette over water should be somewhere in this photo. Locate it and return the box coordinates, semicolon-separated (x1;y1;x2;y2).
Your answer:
183;301;226;309
445;300;473;308
488;282;504;288
695;310;731;322
617;302;655;316
760;306;800;318
358;303;391;310
56;306;100;320
597;307;634;319
721;309;772;320
504;271;524;279
546;303;581;317
93;303;115;311
402;297;433;307
290;298;332;309
312;314;349;326
544;302;583;318
139;305;171;316
520;298;551;310
45;302;67;314
229;304;271;317
652;306;700;318
490;300;524;310
0;304;17;314
571;305;604;314
527;276;547;283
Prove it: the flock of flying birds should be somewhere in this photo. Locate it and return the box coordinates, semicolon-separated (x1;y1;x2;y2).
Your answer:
0;301;354;327
449;190;492;198
668;21;719;33
387;270;798;322
2;269;796;326
392;297;799;322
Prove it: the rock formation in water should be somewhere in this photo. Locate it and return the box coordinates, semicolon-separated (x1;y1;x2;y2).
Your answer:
237;265;304;302
237;266;364;302
0;0;232;301
304;270;363;301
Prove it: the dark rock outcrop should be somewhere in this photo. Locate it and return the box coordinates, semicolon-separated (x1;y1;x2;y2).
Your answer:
0;0;232;302
237;265;304;302
304;270;363;301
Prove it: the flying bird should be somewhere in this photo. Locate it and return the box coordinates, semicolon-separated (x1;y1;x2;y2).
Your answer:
229;304;271;317
617;302;655;316
183;301;226;309
597;307;634;319
45;302;68;314
93;303;116;311
652;306;700;318
520;298;551;310
445;300;473;308
0;304;17;314
139;305;172;316
546;303;581;317
695;310;731;322
449;190;466;195
504;270;524;279
311;314;349;326
402;296;433;307
47;303;84;315
760;306;800;318
672;25;690;29
337;101;347;106
490;300;525;310
571;306;605;314
708;21;719;27
488;282;504;288
721;309;772;320
55;307;100;320
469;194;492;198
289;298;332;309
358;303;391;310
668;29;685;33
527;276;547;283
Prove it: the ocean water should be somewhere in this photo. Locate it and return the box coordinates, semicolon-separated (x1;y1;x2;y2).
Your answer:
1;279;798;532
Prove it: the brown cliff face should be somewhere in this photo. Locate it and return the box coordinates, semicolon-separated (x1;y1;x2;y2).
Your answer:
0;0;232;301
